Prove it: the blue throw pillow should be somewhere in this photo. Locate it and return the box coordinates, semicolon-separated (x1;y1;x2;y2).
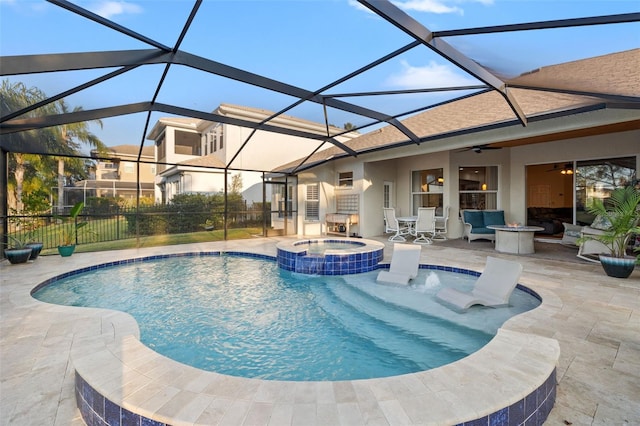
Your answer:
463;211;484;228
590;214;612;230
483;210;505;226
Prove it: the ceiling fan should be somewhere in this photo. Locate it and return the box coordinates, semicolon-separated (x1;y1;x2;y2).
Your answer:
457;144;503;154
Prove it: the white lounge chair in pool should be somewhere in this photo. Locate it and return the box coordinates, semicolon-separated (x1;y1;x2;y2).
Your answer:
376;243;421;285
436;256;523;311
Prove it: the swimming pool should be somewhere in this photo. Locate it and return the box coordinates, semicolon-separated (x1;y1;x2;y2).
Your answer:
33;252;540;381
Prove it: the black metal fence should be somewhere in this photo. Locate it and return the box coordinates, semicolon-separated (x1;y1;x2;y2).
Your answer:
4;204;268;251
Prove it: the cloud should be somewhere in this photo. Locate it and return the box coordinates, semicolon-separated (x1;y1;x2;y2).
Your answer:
393;0;463;15
386;60;478;89
88;1;143;19
347;0;375;14
350;0;494;16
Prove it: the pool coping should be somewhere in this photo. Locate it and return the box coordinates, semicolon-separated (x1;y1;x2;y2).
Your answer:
39;250;561;425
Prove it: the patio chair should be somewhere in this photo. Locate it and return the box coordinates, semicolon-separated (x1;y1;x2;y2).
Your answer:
383;208;409;242
434;206;450;240
562;219;612;263
376;243;421;285
413;207;436;244
435;256;523;311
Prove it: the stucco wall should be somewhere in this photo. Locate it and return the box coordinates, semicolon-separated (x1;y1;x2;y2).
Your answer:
299;128;639;240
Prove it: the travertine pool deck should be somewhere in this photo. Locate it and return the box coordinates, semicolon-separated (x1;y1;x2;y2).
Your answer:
1;236;639;425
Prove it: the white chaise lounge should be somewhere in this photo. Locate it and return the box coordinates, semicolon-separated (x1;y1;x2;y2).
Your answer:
436;256;523;311
376;243;421;285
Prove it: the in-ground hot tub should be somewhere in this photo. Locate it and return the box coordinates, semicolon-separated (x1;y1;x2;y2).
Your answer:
276;238;384;275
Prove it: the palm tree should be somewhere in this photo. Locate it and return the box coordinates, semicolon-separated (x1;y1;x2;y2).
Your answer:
1;80;107;212
1;80;57;211
54;99;106;212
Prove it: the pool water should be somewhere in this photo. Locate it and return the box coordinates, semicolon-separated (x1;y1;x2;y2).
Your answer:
32;255;540;381
295;239;364;254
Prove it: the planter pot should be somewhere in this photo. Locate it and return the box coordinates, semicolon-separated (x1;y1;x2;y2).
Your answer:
4;248;33;264
26;242;43;260
599;254;636;279
58;245;76;257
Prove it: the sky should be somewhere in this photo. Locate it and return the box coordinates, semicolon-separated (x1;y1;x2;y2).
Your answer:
1;0;638;154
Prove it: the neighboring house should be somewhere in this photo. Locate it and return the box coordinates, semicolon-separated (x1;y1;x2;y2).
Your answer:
146;103;358;205
273;49;640;240
76;145;156;201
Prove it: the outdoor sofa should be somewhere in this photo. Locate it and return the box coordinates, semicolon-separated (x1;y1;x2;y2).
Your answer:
461;209;506;243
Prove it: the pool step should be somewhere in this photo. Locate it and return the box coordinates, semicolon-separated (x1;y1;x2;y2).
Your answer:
326;282;491;354
311;284;488;369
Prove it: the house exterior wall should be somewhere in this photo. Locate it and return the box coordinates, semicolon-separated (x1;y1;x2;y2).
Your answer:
296;128;639;240
222;126;327;172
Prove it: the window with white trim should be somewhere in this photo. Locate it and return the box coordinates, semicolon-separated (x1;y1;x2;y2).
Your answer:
411;168;443;215
459;166;498;210
338;171;353;188
305;183;320;220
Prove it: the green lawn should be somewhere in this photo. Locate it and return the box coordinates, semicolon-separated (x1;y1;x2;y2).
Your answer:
39;228;263;256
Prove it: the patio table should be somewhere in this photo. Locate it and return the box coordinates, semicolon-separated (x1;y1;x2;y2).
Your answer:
397;216;418;237
487;225;545;254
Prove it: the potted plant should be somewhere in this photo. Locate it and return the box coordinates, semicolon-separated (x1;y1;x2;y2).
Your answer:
2;235;35;264
577;186;640;278
54;201;89;257
7;210;45;260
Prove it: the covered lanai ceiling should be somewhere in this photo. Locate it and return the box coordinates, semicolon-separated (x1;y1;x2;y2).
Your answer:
1;0;639;173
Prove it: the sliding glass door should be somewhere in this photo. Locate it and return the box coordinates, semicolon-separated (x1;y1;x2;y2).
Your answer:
575;156;636;225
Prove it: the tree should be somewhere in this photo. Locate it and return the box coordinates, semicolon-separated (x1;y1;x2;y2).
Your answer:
1;80;57;211
229;173;243;194
1;80;107;212
343;122;356;131
54;99;106;211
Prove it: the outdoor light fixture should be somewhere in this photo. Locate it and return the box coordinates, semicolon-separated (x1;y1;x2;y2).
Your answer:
481;183;487;190
437;177;444;183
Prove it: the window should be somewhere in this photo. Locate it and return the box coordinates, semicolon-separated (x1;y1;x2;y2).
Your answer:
383;181;392;208
174;130;200;155
219;126;224;150
338;171;353;188
305;183;319;220
411;168;443;215
459;166;498;210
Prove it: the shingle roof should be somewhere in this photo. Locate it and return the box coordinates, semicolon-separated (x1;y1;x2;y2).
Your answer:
106;145;155;158
274;49;639;173
175;154;227;169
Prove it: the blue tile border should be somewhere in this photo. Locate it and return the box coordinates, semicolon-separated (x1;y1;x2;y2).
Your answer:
76;373;166;426
456;368;556;426
276;239;385;275
76;365;556;426
30;251;276;295
33;248;541;304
